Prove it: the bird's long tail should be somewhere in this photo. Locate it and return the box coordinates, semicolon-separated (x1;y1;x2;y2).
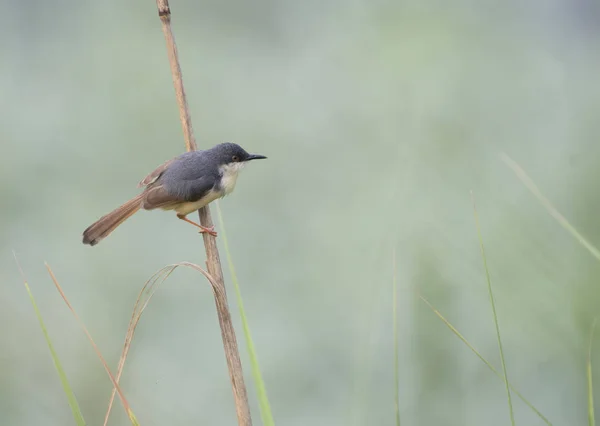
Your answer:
82;194;144;246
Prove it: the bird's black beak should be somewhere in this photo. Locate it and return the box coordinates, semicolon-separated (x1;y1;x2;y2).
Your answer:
246;154;267;161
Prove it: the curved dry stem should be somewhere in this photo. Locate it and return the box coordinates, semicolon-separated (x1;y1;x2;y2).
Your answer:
104;262;225;425
103;265;178;426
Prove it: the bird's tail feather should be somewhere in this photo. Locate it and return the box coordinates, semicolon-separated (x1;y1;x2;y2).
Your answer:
82;194;144;246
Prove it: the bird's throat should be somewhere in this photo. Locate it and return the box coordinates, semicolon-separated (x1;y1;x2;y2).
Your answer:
219;162;245;195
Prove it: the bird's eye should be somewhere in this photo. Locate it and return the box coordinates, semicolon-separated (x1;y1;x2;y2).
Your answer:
232;155;240;162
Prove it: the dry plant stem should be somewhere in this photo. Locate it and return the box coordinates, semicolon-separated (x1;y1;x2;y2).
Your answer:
156;0;195;152
45;265;139;424
154;1;252;425
104;262;242;425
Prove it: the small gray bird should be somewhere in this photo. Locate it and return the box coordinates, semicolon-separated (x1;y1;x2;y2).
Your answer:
82;142;266;246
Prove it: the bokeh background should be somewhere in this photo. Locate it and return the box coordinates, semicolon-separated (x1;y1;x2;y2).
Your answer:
2;1;600;425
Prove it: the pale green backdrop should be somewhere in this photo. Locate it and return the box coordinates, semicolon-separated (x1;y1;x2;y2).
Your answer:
2;1;600;425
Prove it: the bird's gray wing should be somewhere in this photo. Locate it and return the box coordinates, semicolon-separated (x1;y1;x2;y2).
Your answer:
174;175;217;201
142;175;215;210
138;158;176;188
139;151;209;187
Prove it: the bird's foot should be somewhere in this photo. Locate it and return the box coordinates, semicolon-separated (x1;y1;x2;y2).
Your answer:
198;225;218;237
177;214;218;237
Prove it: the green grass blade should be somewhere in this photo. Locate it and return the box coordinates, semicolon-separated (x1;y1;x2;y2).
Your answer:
471;192;515;426
502;154;600;426
588;318;598;426
216;202;275;426
418;294;552;425
15;256;86;426
501;153;600;262
392;250;401;426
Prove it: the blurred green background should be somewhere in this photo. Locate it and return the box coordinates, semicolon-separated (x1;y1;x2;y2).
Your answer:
2;1;600;425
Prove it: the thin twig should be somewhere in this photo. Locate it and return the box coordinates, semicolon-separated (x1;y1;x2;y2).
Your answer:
154;1;252;425
156;0;195;151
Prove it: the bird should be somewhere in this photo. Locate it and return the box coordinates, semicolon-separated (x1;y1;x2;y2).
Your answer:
82;142;267;246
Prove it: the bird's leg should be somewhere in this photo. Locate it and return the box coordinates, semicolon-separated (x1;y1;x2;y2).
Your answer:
177;214;218;237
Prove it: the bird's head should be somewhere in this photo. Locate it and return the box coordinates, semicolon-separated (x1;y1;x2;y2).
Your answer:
210;142;267;194
211;142;267;170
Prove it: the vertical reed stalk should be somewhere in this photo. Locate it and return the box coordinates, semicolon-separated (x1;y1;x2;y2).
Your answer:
154;2;252;424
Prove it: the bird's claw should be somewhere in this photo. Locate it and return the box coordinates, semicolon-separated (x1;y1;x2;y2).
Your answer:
198;225;218;237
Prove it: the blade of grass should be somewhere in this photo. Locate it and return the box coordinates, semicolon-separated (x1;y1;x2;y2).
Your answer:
588;318;598;426
216;202;275;426
471;192;515;426
501;153;600;262
14;254;86;426
392;249;401;426
45;264;140;426
502;154;600;426
417;293;552;425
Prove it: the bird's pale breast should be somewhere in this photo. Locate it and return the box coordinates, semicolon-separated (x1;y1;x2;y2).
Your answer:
219;162;246;195
172;189;224;215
